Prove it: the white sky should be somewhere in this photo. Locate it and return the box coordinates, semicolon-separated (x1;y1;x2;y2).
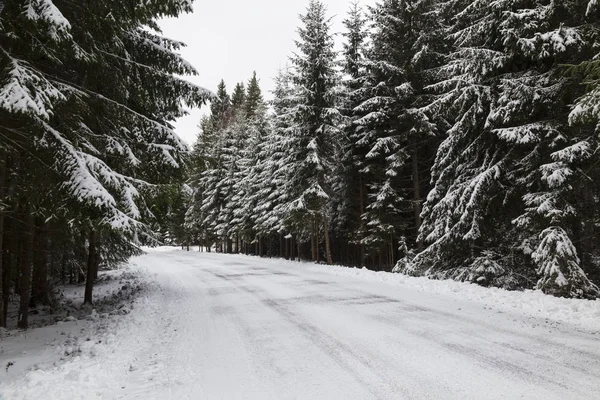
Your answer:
159;0;377;145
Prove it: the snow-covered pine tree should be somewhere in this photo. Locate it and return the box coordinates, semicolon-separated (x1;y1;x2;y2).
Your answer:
245;71;263;119
231;82;246;111
353;0;440;270
185;115;214;251
194;81;231;251
497;0;600;297
230;73;270;253
211;80;233;132
217;97;249;253
409;0;599;297
563;1;600;287
0;0;211;317
0;155;4;325
285;0;341;264
408;0;527;284
255;69;297;256
333;1;369;266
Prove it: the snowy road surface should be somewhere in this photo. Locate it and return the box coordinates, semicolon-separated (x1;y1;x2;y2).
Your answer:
3;249;600;399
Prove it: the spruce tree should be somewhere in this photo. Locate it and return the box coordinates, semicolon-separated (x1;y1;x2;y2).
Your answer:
231;82;246;113
334;1;368;266
409;0;599;297
0;0;211;317
284;0;340;264
257;69;296;245
352;0;440;270
245;71;263;119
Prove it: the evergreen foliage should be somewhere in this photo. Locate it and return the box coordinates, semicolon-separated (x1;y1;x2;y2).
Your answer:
183;0;600;299
0;0;208;327
15;0;593;303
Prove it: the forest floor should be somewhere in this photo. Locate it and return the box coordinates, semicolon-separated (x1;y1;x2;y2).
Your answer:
1;248;600;399
0;268;143;386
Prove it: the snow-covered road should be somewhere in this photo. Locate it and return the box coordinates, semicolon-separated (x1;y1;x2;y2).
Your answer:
3;249;600;399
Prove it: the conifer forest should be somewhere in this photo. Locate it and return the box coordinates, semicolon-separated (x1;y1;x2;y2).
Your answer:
186;0;600;300
4;1;600;399
2;0;600;336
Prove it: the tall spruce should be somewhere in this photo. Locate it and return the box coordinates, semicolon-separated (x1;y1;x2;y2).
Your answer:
352;0;440;270
0;0;209;324
285;0;340;264
409;0;599;297
334;1;368;266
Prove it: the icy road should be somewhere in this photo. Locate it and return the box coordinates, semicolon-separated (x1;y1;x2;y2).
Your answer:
3;249;600;399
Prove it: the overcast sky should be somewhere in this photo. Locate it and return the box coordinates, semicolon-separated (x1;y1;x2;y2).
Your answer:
159;0;377;144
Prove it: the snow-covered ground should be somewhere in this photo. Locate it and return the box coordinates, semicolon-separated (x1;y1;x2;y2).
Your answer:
1;248;600;399
0;269;143;385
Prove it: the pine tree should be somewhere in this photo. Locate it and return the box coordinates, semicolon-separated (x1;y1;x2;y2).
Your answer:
351;0;441;270
333;1;368;266
284;0;340;264
256;69;296;247
211;80;232;131
245;71;263;119
0;0;210;321
409;0;599;297
185;116;213;250
231;82;246;113
231;73;266;240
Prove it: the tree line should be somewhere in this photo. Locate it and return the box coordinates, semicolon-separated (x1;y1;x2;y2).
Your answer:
184;0;600;299
0;0;209;329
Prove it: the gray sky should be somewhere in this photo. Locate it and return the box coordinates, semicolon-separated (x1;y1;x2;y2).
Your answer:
159;0;377;145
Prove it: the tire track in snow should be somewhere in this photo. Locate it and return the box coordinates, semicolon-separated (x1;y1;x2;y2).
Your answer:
203;267;429;400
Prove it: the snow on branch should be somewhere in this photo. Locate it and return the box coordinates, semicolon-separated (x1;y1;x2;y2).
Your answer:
43;122;147;233
532;227;599;298
0;51;65;119
23;0;71;41
126;30;197;76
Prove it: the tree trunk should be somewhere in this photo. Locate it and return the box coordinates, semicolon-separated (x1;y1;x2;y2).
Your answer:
1;217;10;327
359;175;366;266
30;219;50;307
84;229;97;305
18;212;35;330
94;251;101;281
0;155;5;327
389;238;395;271
323;218;332;265
285;236;289;260
316;218;320;263
258;236;263;257
93;235;100;281
311;220;317;262
78;231;86;283
412;138;423;252
279;234;284;258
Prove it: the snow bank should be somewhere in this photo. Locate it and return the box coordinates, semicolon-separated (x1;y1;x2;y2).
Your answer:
0;268;145;385
299;261;600;332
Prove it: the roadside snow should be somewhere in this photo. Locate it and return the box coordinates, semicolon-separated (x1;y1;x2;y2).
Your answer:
0;268;145;386
299;261;600;333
